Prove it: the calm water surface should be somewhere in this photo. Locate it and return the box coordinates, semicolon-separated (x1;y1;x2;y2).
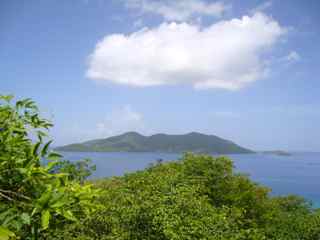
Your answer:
60;152;320;208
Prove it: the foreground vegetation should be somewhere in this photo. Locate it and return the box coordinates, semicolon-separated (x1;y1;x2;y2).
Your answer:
53;154;320;240
1;95;320;239
0;95;100;240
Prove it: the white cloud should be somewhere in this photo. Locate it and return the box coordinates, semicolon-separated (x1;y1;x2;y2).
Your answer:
125;0;229;21
96;105;145;137
87;13;286;90
283;51;301;63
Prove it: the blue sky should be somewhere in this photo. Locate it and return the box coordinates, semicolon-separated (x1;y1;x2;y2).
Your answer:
1;0;320;151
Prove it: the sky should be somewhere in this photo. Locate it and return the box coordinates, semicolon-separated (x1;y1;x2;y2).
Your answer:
1;0;320;151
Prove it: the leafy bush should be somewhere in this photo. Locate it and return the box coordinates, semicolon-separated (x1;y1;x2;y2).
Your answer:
0;95;100;239
52;159;96;184
53;153;320;240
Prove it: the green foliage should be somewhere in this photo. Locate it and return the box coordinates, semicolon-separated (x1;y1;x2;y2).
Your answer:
51;153;320;240
0;95;100;239
52;159;96;184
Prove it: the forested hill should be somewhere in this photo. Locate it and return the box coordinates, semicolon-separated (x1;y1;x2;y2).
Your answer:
55;132;253;154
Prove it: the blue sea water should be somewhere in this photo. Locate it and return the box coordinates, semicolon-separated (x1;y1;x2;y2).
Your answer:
60;152;320;208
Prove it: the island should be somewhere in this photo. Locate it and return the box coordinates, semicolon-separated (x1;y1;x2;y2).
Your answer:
261;150;292;156
55;131;254;154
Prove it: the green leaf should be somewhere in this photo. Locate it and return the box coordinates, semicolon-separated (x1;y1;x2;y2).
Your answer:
50;200;70;209
12;127;25;134
32;142;41;156
0;208;15;220
0;226;15;240
0;95;14;102
41;140;53;157
43;122;53;129
48;191;65;207
41;210;50;230
31;207;39;217
21;213;30;225
37;130;47;142
61;210;77;222
25;100;37;110
47;152;63;161
15;100;23;109
16;168;27;174
37;186;52;208
45;161;59;171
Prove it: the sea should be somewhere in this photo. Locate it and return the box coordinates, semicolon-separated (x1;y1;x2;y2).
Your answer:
59;151;320;208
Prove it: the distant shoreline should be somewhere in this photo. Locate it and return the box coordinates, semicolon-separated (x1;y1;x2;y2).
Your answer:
55;131;254;154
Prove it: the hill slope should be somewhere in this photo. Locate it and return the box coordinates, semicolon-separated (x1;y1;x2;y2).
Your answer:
55;132;253;154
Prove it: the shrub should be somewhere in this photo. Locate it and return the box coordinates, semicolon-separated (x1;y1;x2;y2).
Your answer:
54;153;320;239
0;95;100;239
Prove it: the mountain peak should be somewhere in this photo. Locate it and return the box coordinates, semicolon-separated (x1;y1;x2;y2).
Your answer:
186;132;204;136
56;131;254;154
121;131;143;137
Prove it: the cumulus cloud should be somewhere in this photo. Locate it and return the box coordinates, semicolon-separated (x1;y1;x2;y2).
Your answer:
96;105;145;137
125;0;229;21
87;13;286;90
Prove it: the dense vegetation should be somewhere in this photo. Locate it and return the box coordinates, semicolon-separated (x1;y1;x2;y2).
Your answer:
49;153;320;240
1;95;320;239
0;95;100;239
56;131;253;154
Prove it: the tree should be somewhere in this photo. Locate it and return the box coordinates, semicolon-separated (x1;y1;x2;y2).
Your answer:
0;95;100;240
55;153;320;239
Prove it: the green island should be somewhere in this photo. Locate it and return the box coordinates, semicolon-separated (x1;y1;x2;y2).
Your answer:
55;132;253;154
1;95;320;240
